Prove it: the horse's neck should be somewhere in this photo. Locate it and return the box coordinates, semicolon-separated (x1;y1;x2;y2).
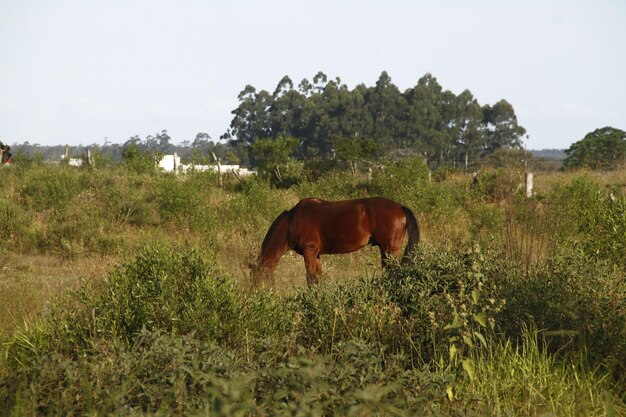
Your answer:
260;211;290;270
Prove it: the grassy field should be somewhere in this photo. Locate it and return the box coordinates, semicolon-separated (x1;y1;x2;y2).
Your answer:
0;160;625;416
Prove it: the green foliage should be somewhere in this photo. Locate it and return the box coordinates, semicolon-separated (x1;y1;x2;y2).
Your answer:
549;175;626;268
472;168;521;202
88;245;241;343
498;249;626;376
228;71;526;168
1;162;626;415
0;198;31;250
251;136;303;186
564;126;626;170
381;245;507;366
121;142;156;174
294;170;370;201
330;136;380;173
20;167;87;211
153;175;206;227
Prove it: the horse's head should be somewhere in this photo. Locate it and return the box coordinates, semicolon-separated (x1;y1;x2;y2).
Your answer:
248;261;274;288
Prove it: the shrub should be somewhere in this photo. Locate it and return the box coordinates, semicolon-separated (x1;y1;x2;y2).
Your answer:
20;167;87;211
548;175;626;269
287;280;404;354
498;248;626;376
0;197;31;251
381;244;507;369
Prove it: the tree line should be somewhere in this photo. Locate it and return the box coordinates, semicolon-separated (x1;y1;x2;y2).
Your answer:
5;70;623;172
224;71;527;169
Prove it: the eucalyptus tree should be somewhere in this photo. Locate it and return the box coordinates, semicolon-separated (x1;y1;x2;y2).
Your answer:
270;75;306;138
367;71;407;148
482;99;526;153
450;90;485;168
228;85;274;145
403;73;454;164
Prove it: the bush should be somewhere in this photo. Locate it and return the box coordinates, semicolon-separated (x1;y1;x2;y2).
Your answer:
548;175;626;269
0;197;31;251
20;167;87;211
498;248;626;376
381;244;506;369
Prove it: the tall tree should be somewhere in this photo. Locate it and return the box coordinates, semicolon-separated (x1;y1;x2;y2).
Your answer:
564;127;626;170
270;75;306;138
482;99;526;152
367;71;406;147
403;74;453;162
451;90;485;168
228;85;274;145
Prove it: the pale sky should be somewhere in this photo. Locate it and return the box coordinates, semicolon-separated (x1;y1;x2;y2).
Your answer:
1;0;625;149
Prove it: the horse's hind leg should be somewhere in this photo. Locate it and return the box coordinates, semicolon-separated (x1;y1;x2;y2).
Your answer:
303;248;322;287
379;242;402;269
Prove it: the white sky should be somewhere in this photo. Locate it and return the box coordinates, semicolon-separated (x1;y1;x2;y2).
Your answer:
1;0;625;149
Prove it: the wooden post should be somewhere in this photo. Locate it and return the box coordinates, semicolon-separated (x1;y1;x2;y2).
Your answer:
211;152;222;187
86;148;92;167
367;167;372;183
525;172;533;198
65;145;69;161
471;171;479;188
173;152;178;175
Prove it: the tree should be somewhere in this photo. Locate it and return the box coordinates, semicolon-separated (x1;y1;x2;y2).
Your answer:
331;136;380;174
251;136;301;183
367;71;406;147
403;74;453;163
228;85;273;145
563;127;626;170
144;130;173;153
121;141;155;174
482;100;526;153
451;90;485;169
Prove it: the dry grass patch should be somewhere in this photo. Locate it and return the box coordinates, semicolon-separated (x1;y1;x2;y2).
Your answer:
0;254;115;335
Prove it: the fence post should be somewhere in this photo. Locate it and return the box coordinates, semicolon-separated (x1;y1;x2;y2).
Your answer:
173;152;178;175
211;152;223;187
471;171;479;188
525;172;533;198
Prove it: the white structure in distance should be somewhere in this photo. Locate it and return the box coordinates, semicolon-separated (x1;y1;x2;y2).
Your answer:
158;154;255;176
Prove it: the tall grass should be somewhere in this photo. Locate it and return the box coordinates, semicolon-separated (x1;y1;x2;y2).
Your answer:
0;163;625;415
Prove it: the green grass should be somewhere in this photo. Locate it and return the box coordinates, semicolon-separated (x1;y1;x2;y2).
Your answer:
0;164;625;415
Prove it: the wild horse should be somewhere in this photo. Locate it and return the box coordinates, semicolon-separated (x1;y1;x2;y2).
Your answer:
251;197;420;287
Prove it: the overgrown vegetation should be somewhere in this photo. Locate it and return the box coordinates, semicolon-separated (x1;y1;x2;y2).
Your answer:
0;162;625;416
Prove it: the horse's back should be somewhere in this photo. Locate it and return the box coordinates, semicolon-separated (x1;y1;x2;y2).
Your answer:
290;197;406;254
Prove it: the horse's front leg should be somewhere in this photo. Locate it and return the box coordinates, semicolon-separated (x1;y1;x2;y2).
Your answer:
303;247;322;287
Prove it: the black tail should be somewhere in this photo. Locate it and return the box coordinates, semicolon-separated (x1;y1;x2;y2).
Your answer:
402;206;420;262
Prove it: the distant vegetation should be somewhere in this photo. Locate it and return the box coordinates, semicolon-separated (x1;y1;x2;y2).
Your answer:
563;127;626;170
5;73;624;177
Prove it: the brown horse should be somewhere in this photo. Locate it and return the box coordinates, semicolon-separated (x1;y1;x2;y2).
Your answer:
251;197;419;287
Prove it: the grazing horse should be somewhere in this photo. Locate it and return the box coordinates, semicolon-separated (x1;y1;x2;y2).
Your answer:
250;197;419;287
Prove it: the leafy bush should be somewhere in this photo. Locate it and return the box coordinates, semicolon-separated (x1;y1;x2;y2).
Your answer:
473;168;522;203
20;167;87;211
381;244;507;370
0;197;31;250
498;248;626;376
548;175;626;269
287;280;405;354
